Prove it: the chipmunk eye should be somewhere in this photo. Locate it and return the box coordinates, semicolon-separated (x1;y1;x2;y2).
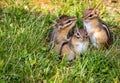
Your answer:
75;32;80;38
66;20;71;24
88;14;93;17
77;33;80;36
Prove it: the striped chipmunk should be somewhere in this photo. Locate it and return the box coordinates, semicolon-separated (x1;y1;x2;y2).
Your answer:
60;27;89;61
49;15;77;54
82;8;113;49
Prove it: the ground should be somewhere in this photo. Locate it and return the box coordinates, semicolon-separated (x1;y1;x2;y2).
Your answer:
0;0;120;83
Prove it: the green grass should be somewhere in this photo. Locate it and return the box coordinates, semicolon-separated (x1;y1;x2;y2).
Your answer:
0;0;120;83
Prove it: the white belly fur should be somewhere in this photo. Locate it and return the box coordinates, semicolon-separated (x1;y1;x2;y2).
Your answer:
90;34;98;48
67;52;75;61
84;22;92;33
84;22;98;48
74;41;89;54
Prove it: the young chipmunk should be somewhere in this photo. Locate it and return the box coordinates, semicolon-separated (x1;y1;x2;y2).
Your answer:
60;28;89;61
49;15;77;54
82;8;113;49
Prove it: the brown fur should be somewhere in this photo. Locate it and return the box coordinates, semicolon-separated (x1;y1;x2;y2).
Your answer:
82;8;112;49
60;28;89;61
49;15;77;53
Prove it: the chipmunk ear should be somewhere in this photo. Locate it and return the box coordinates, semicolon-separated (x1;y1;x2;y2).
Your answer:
74;27;79;33
94;9;99;15
74;28;80;37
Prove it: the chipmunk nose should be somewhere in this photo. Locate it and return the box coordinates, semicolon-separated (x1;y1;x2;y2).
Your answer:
72;17;77;21
82;15;87;20
82;16;85;20
85;36;89;40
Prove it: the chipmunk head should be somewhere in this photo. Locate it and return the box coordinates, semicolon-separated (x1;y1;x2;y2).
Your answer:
82;8;99;22
73;28;89;41
56;15;77;30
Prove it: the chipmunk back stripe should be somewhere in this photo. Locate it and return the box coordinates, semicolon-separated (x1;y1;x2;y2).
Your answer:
59;41;69;55
102;24;110;38
99;19;111;39
99;19;113;45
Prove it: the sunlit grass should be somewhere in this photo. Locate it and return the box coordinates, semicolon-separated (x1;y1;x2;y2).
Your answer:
0;0;120;82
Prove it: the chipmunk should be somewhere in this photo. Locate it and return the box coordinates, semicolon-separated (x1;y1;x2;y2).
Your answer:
82;8;113;49
60;28;89;61
49;15;77;54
